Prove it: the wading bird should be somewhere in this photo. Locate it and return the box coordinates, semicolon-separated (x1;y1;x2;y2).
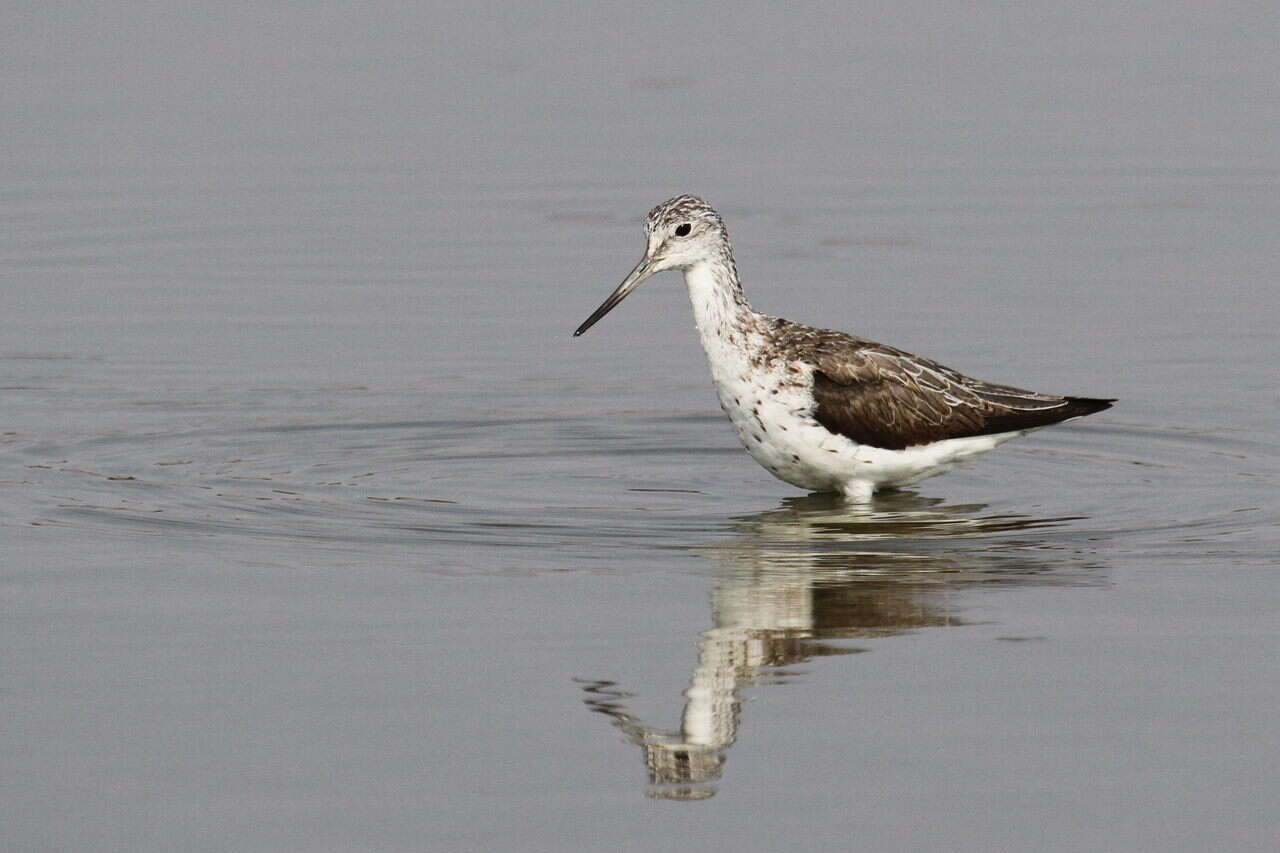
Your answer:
574;196;1113;499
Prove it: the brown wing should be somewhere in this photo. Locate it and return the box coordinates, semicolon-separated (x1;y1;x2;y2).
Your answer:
809;340;1113;450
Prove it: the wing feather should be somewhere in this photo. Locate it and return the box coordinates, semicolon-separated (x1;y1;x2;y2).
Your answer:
807;338;1112;450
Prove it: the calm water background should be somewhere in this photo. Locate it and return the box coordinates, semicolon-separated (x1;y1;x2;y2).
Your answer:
3;2;1278;850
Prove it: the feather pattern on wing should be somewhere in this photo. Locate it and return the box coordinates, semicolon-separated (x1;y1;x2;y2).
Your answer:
758;320;1113;451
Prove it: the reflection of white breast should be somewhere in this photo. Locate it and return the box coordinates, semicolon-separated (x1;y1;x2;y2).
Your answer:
683;567;815;748
712;566;815;638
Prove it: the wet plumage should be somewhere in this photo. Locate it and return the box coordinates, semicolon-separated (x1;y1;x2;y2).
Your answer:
574;195;1114;499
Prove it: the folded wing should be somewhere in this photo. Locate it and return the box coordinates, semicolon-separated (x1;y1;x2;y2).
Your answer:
809;341;1113;451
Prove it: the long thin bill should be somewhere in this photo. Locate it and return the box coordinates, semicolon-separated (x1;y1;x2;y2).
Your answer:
572;257;655;337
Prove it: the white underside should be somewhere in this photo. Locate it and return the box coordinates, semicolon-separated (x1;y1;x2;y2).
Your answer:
683;263;1026;500
713;365;1027;500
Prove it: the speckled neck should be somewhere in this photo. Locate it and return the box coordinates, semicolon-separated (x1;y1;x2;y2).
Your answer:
683;254;755;343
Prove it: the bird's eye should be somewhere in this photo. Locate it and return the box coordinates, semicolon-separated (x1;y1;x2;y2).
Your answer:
674;223;692;237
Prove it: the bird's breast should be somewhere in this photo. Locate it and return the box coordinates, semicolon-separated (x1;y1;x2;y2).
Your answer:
699;339;851;490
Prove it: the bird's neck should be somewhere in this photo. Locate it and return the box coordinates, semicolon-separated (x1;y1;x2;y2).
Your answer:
683;256;756;343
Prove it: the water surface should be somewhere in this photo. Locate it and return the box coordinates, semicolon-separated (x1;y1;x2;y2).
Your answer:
4;3;1278;851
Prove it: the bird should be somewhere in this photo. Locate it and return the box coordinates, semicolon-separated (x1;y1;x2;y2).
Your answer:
573;195;1113;500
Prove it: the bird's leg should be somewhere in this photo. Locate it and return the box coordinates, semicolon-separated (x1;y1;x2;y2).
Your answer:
838;480;876;501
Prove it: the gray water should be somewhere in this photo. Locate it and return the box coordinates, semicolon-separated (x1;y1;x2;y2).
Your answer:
4;3;1278;851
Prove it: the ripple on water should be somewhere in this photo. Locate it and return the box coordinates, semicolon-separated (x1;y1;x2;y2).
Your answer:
3;410;1275;574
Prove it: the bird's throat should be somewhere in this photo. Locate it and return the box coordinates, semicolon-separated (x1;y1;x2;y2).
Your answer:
683;259;765;390
684;260;752;343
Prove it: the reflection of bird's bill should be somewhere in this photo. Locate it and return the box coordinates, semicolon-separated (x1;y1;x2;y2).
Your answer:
575;495;1106;799
576;678;727;798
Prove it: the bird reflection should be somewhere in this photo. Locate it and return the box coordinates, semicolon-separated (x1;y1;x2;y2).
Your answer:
576;491;1100;800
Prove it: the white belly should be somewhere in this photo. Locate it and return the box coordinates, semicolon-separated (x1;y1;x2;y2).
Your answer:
709;359;1021;499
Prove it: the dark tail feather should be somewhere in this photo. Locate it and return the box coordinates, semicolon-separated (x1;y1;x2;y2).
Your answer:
1062;396;1116;418
980;395;1115;436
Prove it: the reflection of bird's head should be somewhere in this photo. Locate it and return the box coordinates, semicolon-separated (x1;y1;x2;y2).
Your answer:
643;741;723;800
575;494;1105;801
